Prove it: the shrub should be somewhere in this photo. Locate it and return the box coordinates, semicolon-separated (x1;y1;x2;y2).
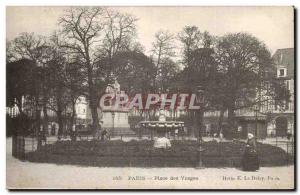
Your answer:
7;114;35;137
26;140;293;168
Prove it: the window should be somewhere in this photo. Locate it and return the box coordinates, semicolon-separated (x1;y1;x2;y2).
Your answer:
278;68;286;77
279;69;285;76
286;80;290;90
285;101;289;110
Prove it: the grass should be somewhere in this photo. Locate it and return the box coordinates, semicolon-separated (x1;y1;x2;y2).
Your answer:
25;140;293;168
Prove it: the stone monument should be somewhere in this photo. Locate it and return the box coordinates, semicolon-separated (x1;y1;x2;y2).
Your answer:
100;80;134;136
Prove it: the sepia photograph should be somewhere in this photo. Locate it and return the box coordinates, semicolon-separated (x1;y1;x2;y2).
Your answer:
5;6;295;190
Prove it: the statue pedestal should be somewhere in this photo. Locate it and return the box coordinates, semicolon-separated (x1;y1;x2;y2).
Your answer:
102;111;130;129
99;80;134;136
101;109;134;136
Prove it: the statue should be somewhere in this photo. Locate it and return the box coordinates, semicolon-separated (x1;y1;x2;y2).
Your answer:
158;109;166;122
101;79;133;136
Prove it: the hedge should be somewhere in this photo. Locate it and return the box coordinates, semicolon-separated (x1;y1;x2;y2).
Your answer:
25;140;293;168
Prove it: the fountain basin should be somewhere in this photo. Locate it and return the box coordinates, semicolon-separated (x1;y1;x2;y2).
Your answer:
139;121;185;140
139;121;184;129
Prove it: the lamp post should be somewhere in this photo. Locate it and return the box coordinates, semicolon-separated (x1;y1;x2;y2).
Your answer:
36;108;42;150
40;56;50;140
34;47;51;142
112;111;115;138
196;85;205;142
196;85;205;169
253;105;259;140
67;112;75;141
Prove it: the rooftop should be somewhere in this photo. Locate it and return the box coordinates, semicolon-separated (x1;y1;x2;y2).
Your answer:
272;48;294;78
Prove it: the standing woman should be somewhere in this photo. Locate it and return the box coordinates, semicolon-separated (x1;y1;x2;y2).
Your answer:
241;133;260;171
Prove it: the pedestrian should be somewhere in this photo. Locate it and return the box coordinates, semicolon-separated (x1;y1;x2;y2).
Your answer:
154;132;171;149
241;133;259;171
71;124;77;142
51;123;56;136
237;125;242;140
219;132;224;142
101;128;108;141
174;129;178;140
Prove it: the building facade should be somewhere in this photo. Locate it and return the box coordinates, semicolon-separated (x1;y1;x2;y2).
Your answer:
264;48;294;137
200;48;294;139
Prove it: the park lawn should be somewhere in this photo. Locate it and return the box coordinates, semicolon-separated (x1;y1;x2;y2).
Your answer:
25;140;293;168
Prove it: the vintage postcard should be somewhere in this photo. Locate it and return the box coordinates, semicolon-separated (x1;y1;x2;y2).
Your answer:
6;6;295;190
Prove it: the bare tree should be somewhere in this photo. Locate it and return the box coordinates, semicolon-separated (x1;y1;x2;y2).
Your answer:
178;26;202;67
93;8;139;104
58;7;106;137
59;7;138;137
9;32;50;134
178;25;214;67
8;32;50;65
151;30;176;91
50;32;86;135
98;9;138;59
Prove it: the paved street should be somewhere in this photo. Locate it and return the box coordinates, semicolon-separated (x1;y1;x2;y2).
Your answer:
6;138;294;189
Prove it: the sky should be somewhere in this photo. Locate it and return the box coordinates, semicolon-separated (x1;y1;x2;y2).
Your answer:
6;6;294;55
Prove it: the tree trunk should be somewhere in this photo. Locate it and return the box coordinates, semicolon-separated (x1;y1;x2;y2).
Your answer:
70;99;76;130
196;109;204;142
217;108;225;135
35;102;41;136
90;99;100;138
34;97;40;135
55;87;64;138
42;62;48;136
88;83;100;138
42;100;48;136
86;50;100;138
88;78;100;138
187;110;193;137
57;111;63;138
227;105;236;138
